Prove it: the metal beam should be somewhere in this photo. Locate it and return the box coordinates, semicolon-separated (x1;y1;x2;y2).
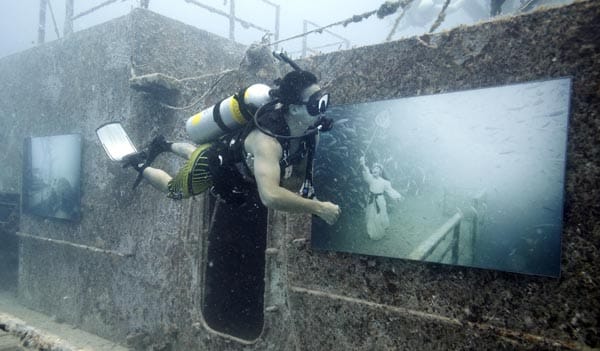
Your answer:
302;19;350;57
47;0;60;39
258;0;280;49
185;0;270;35
37;0;48;44
229;0;235;40
273;3;280;50
71;0;119;21
64;0;73;36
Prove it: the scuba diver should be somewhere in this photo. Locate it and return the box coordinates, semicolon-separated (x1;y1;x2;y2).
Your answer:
119;59;341;225
359;156;402;239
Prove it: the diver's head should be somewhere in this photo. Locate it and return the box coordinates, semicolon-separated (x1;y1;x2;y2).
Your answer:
253;69;332;140
288;84;330;121
271;70;329;117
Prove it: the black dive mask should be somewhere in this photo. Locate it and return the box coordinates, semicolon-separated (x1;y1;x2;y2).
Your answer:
302;90;329;116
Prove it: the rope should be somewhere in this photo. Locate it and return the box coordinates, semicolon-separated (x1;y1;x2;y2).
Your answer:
428;0;452;34
386;0;417;42
158;69;235;111
158;0;413;111
266;0;413;48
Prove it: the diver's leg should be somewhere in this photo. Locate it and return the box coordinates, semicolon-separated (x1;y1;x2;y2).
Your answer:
171;142;197;159
141;167;172;193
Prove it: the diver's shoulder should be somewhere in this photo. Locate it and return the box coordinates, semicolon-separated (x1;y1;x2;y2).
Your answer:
245;128;280;150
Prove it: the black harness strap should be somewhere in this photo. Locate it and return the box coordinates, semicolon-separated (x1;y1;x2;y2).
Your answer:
212;99;232;133
299;135;316;199
277;134;317;199
234;88;256;122
279;140;305;169
213;104;320;202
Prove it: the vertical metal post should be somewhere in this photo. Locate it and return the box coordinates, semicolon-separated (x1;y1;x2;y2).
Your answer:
452;222;460;264
273;4;280;51
229;0;235;40
471;213;478;264
64;0;74;36
301;20;308;58
38;0;48;44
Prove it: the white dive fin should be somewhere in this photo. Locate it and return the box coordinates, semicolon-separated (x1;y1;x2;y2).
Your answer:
96;122;138;161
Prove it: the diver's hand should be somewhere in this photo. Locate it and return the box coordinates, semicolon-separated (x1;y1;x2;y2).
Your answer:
359;156;366;166
316;201;341;225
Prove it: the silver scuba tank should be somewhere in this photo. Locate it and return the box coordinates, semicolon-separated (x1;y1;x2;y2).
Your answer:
185;83;273;144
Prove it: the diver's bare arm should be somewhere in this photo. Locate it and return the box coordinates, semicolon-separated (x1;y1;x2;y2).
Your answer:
248;133;340;224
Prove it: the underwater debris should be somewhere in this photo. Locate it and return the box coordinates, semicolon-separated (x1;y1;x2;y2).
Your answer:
416;34;438;49
377;2;399;18
129;72;180;96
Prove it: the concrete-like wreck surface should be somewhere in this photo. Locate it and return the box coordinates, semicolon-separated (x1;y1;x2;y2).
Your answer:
0;1;599;350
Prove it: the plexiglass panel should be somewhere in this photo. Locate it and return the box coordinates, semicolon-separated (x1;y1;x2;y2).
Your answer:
312;78;571;277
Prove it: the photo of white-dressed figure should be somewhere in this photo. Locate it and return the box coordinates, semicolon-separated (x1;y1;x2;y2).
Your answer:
359;156;402;240
312;78;571;277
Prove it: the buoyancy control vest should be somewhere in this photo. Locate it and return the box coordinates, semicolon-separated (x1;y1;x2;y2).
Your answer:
207;105;317;205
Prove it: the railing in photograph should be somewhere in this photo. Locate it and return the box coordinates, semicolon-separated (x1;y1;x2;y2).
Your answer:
0;193;19;225
469;189;487;261
408;212;463;264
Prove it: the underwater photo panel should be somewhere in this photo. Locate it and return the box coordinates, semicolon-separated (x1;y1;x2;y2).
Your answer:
22;134;82;221
311;78;571;277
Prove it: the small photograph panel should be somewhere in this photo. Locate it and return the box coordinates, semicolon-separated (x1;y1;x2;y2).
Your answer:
22;134;82;221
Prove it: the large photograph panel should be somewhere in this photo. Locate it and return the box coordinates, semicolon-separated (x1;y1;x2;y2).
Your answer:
312;78;571;277
22;134;82;221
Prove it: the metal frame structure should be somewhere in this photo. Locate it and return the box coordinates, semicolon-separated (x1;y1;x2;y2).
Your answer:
37;0;61;44
38;0;123;43
36;0;347;56
301;20;350;58
185;0;280;47
38;0;281;49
